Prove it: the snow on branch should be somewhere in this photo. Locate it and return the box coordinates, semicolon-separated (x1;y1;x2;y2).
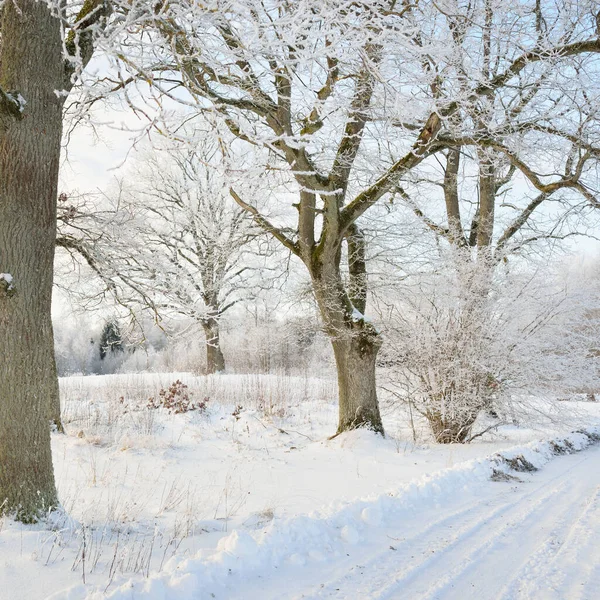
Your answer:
0;88;26;120
229;187;300;256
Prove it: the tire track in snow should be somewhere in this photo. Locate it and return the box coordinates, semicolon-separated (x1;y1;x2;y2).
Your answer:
294;448;600;600
321;477;567;599
284;493;511;600
509;483;600;600
415;454;598;600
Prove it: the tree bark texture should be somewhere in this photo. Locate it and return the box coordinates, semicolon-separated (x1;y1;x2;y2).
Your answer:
0;0;64;519
311;262;384;435
476;150;496;252
202;317;225;374
331;334;383;434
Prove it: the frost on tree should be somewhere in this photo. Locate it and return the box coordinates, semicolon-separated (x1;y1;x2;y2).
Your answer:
56;140;272;375
99;0;600;436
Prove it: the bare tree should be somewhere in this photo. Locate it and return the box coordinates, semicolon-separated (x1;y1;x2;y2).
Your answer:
362;0;600;441
57;140;273;374
394;0;600;264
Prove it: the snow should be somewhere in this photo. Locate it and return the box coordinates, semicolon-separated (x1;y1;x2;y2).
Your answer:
3;92;26;113
0;272;15;293
350;306;380;333
64;428;600;600
2;373;600;599
15;93;26;112
351;306;364;322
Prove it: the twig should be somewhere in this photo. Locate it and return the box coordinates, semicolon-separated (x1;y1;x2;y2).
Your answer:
466;422;503;443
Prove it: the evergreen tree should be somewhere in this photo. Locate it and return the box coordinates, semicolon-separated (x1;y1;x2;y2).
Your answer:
99;320;124;360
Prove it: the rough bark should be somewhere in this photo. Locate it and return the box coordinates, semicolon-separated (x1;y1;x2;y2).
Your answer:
331;333;383;435
476;151;496;252
311;263;384;436
347;225;367;315
444;147;466;246
202;317;225;374
0;0;64;520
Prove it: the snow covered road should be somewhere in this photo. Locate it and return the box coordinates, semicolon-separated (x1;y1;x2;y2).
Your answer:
51;430;600;600
234;445;600;600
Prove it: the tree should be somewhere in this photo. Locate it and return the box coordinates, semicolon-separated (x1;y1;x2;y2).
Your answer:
102;0;600;436
123;144;271;374
99;319;124;360
57;140;272;374
363;0;600;441
0;0;109;520
379;252;600;442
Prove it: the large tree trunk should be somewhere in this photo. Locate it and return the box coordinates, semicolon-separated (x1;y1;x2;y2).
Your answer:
331;332;384;435
0;0;64;520
202;317;225;374
311;263;384;436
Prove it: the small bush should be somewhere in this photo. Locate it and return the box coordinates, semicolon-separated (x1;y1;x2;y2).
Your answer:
147;380;209;414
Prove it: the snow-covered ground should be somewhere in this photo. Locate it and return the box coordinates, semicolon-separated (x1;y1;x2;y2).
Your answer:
2;373;600;599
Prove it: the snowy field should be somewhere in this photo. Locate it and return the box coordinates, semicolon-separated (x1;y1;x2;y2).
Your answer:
2;373;600;600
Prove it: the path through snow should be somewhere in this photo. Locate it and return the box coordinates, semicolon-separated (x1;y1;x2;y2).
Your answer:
69;435;600;600
231;445;600;600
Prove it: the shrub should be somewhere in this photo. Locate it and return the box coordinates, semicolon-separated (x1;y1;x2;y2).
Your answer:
147;380;209;414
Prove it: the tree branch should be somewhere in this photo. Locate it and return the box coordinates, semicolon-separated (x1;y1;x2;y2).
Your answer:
330;44;379;196
495;192;548;256
339;138;441;234
347;224;367;314
397;186;452;241
229;188;299;256
64;0;112;90
438;135;600;208
56;233;117;293
443;148;467;246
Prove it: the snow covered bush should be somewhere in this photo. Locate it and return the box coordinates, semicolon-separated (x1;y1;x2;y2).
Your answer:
381;252;600;443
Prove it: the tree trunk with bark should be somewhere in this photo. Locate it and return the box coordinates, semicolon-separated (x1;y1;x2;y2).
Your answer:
0;0;65;520
202;317;225;374
311;259;384;436
330;332;383;434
